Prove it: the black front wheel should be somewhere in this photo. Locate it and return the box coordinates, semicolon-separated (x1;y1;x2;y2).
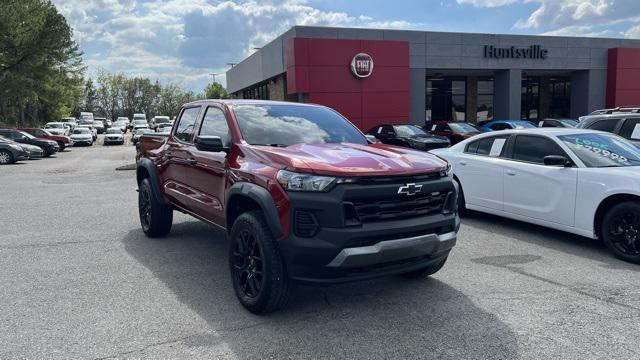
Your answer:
138;178;173;237
602;202;640;264
229;211;292;314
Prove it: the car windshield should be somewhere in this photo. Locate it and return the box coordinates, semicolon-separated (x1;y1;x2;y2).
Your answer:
0;136;10;143
45;123;64;128
73;128;90;134
106;128;121;134
135;129;153;135
17;131;35;139
233;105;366;146
558;133;640;167
393;125;427;137
93;121;102;125
40;129;52;136
134;120;147;125
155;117;170;123
560;119;578;127
449;123;480;133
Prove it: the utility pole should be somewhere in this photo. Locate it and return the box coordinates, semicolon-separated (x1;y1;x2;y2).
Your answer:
209;73;218;83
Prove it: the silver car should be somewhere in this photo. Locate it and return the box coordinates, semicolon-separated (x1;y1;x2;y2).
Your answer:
103;128;124;145
70;128;94;146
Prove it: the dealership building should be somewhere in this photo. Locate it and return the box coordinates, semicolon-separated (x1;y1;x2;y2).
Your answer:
226;26;640;131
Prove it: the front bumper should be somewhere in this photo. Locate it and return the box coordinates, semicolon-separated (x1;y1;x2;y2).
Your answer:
277;175;459;284
104;137;124;144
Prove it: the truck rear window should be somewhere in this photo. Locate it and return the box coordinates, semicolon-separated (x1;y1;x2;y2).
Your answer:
233;105;366;146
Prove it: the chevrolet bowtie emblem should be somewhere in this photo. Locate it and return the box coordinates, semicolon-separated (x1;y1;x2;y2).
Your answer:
397;183;422;196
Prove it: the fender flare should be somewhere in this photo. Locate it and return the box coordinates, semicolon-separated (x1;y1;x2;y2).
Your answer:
226;182;283;238
136;158;166;205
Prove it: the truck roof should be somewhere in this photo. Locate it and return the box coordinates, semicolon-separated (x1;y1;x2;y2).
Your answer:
184;99;321;108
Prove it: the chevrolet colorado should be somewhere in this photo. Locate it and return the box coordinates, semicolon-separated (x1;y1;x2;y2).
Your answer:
136;100;459;314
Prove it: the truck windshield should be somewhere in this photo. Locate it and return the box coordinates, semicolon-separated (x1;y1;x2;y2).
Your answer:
233;105;366;146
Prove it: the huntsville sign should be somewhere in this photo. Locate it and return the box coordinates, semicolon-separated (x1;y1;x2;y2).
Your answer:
484;45;548;60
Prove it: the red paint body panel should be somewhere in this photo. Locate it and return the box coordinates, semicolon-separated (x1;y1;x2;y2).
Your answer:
607;48;640;107
286;38;410;131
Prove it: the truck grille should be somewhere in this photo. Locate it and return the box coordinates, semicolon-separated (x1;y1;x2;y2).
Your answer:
345;191;448;224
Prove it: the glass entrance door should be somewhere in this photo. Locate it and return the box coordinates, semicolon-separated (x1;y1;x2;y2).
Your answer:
521;76;540;120
426;77;466;121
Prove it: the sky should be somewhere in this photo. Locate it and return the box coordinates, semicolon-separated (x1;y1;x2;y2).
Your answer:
52;0;640;92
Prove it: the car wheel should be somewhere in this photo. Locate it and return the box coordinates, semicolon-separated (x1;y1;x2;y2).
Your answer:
601;202;640;264
400;255;448;279
138;178;173;237
229;211;292;314
57;142;65;151
43;150;52;157
0;150;14;165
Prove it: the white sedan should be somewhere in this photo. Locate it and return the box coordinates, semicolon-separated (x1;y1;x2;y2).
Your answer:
430;128;640;264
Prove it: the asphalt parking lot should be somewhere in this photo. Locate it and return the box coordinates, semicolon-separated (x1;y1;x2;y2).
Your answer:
1;142;639;359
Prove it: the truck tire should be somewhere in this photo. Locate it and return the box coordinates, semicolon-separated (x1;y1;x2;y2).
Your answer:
601;201;640;264
400;255;448;279
229;211;292;314
57;142;65;151
455;178;466;216
138;178;173;237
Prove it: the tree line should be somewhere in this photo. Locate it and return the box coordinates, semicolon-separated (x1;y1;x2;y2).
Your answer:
0;0;227;127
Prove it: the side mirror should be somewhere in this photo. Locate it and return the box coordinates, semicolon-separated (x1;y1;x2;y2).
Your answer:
195;135;226;152
365;134;378;144
543;155;572;167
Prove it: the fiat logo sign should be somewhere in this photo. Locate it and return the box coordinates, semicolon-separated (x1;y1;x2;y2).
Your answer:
350;53;374;78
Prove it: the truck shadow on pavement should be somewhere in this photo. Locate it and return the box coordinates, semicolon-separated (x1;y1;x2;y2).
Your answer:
123;220;519;359
461;210;640;271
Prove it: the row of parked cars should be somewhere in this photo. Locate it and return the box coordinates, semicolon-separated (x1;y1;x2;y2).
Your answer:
365;106;640;152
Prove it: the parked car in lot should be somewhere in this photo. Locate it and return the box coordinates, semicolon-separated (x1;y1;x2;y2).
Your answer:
0;129;58;156
428;121;483;144
590;106;640;115
156;123;173;133
150;116;171;131
137;100;459;313
19;143;45;159
44;122;70;136
431;128;640;264
478;120;537;132
132;119;149;132
129;113;146;131
132;128;153;146
70;128;94;146
92;120;105;134
112;120;128;132
0;136;29;164
103;128;125;145
76;125;97;141
19;128;73;151
367;124;450;150
577;113;640;147
536;118;579;128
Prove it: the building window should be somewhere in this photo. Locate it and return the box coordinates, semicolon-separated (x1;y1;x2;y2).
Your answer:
548;77;571;118
477;77;494;122
521;76;540;120
426;76;466;122
242;82;269;100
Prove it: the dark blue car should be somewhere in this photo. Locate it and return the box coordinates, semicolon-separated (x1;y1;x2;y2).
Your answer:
478;120;537;132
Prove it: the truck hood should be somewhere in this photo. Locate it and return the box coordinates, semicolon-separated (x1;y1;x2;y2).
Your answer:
246;142;448;176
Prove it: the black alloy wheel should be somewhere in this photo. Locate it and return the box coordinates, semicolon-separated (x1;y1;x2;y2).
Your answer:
137;178;172;237
139;184;152;233
602;202;640;264
232;229;264;299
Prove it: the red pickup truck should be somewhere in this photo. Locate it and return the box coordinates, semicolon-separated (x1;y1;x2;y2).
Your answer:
136;100;459;313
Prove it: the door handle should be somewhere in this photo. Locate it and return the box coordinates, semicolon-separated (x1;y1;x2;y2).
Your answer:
505;170;516;176
459;161;467;166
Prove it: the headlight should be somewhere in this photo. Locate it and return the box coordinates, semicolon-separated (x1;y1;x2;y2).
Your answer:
440;162;453;177
276;170;337;192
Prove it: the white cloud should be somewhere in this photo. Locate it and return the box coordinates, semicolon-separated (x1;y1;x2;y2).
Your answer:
456;0;518;7
52;0;422;92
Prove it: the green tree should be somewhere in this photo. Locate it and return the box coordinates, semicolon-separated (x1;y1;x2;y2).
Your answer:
204;82;228;99
0;0;84;125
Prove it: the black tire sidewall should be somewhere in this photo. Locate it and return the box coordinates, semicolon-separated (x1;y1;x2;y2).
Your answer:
602;202;640;264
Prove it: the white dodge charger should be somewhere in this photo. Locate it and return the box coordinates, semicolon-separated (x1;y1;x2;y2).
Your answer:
430;128;640;264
